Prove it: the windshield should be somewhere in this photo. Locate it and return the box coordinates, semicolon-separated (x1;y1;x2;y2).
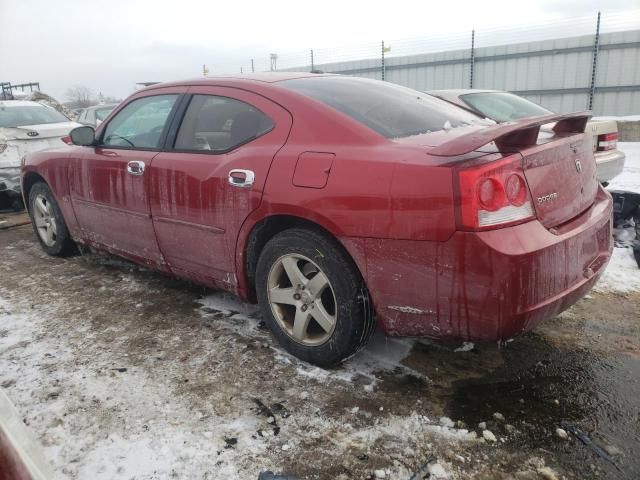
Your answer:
460;92;552;122
0;104;69;128
280;76;488;138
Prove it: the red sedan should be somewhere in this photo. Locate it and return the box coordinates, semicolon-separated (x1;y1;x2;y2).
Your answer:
21;73;613;366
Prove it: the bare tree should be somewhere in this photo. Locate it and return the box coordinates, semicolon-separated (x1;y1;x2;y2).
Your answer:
64;85;96;108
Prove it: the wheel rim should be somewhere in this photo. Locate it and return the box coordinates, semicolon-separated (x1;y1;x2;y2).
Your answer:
32;194;57;247
267;253;337;346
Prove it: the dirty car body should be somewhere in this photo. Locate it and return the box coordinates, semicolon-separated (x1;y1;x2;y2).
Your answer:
21;74;612;362
429;89;626;184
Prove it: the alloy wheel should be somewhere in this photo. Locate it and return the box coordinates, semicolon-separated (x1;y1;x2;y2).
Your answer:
267;253;337;346
33;194;57;247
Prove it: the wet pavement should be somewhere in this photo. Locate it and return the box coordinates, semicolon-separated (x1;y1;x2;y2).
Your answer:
0;218;639;479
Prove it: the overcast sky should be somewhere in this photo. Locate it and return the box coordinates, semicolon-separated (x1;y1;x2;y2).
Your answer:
0;0;637;101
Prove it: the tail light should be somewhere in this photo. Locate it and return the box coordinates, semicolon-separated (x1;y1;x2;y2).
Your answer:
596;132;617;151
0;144;7;154
455;155;536;231
61;136;72;145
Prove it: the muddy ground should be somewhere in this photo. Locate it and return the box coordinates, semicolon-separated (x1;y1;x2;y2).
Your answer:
0;218;639;479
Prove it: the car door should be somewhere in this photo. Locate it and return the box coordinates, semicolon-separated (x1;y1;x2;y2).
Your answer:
68;89;182;267
148;86;292;289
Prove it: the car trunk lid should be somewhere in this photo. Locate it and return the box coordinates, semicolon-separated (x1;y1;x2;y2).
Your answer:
518;133;598;228
422;111;598;228
0;121;78;141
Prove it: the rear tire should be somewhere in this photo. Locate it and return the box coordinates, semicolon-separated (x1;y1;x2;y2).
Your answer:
28;182;76;257
256;228;375;366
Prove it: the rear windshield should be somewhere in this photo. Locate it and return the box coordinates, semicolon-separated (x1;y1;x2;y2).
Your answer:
95;107;115;122
280;76;488;138
0;105;69;128
460;92;552;122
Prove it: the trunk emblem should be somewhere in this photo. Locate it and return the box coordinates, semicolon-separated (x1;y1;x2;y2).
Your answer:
537;192;558;205
27;131;39;137
575;159;583;173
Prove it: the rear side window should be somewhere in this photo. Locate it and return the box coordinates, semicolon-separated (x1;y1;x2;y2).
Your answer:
280;76;487;138
460;92;552;122
174;95;274;152
102;94;178;149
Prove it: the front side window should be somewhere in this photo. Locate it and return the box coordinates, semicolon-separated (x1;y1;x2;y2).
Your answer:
102;95;178;149
174;95;274;152
280;76;489;139
460;92;552;122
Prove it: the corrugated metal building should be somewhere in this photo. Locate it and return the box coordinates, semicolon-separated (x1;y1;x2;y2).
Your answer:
297;30;640;116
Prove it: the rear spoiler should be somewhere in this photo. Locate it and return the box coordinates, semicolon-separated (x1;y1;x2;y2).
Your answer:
430;111;591;157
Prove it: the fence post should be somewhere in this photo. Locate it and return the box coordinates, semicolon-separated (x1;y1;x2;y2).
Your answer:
251;59;255;73
381;40;386;81
588;11;601;110
310;49;315;72
470;29;475;88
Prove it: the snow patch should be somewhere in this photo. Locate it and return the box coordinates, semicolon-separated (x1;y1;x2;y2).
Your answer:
608;142;640;194
594;246;640;293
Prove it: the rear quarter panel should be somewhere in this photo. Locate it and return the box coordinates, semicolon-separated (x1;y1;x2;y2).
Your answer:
235;96;457;299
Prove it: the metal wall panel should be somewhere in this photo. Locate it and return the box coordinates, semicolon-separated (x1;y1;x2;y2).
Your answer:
290;30;640;116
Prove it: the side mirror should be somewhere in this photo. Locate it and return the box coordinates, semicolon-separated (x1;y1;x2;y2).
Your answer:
69;126;95;146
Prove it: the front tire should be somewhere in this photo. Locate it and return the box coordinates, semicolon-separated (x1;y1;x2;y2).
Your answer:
256;228;375;366
28;182;76;256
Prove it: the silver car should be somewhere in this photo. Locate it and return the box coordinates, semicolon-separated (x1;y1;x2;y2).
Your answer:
76;103;117;128
429;89;625;184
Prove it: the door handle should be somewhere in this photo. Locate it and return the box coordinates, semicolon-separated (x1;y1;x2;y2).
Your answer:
127;160;145;176
228;169;255;188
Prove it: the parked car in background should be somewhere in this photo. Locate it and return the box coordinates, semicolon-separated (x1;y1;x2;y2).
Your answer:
76;104;118;128
21;74;612;365
1;100;80;209
429;89;625;185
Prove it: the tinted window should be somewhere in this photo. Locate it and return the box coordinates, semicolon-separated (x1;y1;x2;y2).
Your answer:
174;95;274;152
460;92;552;122
0;104;69;127
103;95;178;149
280;76;487;138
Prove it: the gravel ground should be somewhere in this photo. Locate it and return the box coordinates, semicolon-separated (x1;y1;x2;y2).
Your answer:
1;222;639;480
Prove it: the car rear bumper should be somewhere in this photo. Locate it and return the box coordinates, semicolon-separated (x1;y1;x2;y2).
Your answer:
363;186;613;341
595;149;625;183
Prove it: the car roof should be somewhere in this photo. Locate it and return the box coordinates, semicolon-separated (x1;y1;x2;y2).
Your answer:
0;100;49;108
144;72;335;91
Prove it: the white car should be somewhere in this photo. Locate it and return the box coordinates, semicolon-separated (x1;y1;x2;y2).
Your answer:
0;100;80;201
429;89;626;185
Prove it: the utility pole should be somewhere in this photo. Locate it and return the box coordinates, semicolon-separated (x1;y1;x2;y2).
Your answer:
588;11;601;110
310;49;315;72
381;41;386;81
470;29;475;89
251;59;255;73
